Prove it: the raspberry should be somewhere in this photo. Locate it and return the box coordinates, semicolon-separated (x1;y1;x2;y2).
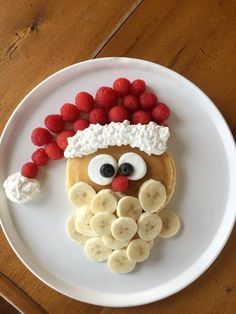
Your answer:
95;86;117;109
152;103;171;123
31;148;49;166
75;92;94;112
140;92;157;110
108;106;129;122
45;114;65;133
56;130;75;151
21;162;38;178
131;110;152;124
122;95;140;112
89;108;108;125
112;78;131;96
73;119;89;131
112;175;129;192
131;79;146;95
31;127;52;146
45;142;64;160
60;103;80;122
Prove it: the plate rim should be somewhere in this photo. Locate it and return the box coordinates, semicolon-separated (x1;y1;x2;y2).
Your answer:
0;57;236;307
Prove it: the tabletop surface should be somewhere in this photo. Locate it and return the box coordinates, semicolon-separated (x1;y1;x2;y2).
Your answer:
0;1;236;313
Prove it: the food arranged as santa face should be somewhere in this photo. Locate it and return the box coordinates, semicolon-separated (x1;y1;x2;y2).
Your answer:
3;77;181;273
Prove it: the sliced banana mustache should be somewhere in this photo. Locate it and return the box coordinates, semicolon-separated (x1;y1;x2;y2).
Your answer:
158;209;181;238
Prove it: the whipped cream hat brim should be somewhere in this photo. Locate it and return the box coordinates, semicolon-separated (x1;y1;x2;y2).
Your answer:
64;120;170;158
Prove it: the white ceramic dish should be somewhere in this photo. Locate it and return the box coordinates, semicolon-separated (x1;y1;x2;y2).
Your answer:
0;57;236;307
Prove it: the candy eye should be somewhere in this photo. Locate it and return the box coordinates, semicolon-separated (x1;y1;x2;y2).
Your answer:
118;153;147;181
88;154;117;185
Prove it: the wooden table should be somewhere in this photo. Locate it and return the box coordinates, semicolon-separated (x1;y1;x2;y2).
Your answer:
0;1;236;313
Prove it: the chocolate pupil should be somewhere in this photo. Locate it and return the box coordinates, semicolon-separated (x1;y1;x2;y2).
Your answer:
100;164;115;178
119;163;134;176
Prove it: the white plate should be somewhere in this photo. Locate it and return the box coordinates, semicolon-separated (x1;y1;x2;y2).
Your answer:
0;58;236;307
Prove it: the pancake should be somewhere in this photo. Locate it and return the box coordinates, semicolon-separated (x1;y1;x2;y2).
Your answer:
66;146;176;205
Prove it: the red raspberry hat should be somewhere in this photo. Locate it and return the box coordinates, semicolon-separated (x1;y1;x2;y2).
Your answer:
3;78;171;204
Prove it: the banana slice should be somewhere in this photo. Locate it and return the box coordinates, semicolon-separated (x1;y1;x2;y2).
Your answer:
158;209;181;238
126;239;150;262
66;215;90;245
111;217;137;241
101;234;129;249
107;249;136;273
138;212;162;241
68;182;96;208
138;179;166;213
90;212;116;236
148;239;154;249
117;196;142;221
76;206;93;224
91;189;118;214
75;219;96;237
132;234;154;248
84;237;112;262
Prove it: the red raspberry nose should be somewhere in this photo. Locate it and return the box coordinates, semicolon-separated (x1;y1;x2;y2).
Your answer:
112;175;129;192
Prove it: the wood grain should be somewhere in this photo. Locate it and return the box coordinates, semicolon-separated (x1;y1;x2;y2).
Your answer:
0;272;46;314
0;297;19;314
1;0;236;313
0;0;141;133
97;0;236;130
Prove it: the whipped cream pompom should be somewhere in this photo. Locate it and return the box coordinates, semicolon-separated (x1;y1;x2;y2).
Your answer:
3;172;40;204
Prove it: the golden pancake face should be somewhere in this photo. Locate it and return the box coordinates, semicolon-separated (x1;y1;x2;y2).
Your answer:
66;146;175;202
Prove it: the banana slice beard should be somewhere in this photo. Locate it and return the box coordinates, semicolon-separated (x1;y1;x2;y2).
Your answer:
90;212;116;236
84;237;112;262
101;235;130;250
66;215;90;245
117;196;142;221
158;209;181;238
68;182;96;208
91;189;118;214
111;217;137;241
76;206;93;224
75;218;96;237
108;249;136;273
138;179;166;213
126;239;150;262
138;212;162;241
